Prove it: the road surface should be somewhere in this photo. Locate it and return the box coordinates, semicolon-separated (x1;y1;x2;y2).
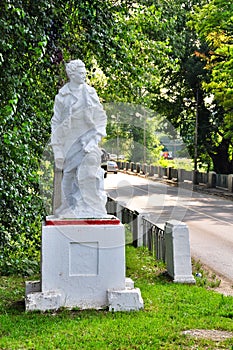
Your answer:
104;172;233;282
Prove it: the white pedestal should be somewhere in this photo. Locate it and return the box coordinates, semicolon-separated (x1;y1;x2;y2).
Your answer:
25;218;143;312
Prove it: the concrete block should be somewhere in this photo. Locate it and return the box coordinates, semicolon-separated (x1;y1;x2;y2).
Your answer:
25;290;63;311
165;220;195;284
107;288;144;312
228;174;233;192
207;171;216;188
25;280;41;295
125;277;134;289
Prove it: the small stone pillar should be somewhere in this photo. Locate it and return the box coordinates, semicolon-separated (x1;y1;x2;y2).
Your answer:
207;171;216;188
136;162;141;173
130;162;135;172
167;167;172;180
132;211;144;247
165;220;195;284
228;174;233;193
149;165;155;176
158;166;165;178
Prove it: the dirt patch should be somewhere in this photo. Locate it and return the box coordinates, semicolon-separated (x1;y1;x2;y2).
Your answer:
213;278;233;297
183;329;233;341
206;270;233;297
193;259;233;297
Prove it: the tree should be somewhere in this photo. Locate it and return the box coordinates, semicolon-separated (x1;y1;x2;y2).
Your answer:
191;0;233;117
103;103;162;163
189;0;233;172
125;0;233;173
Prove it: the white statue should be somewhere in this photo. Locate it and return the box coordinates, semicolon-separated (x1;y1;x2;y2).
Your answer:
51;59;107;218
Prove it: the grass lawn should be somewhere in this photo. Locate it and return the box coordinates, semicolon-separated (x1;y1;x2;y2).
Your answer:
0;245;233;349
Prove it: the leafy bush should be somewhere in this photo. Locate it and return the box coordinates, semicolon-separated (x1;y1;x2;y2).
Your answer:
0;218;41;276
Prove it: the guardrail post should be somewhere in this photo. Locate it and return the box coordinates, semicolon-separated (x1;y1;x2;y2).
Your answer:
207;171;216;188
116;202;124;222
228;174;233;192
177;168;183;183
165;220;195;284
156;224;166;262
167;167;171;180
106;196;117;216
158;166;164;178
133;211;144;247
149;165;155;176
130;162;135;172
136;163;141;174
125;162;129;171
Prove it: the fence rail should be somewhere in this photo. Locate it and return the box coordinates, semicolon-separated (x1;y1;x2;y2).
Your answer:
142;217;165;261
106;196;195;283
216;174;228;189
106;196;165;261
116;161;233;192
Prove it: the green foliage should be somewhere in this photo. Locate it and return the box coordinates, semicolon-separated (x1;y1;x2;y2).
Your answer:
0;0;59;270
190;0;233;116
192;258;221;289
0;223;40;276
188;0;233;169
103;103;162;163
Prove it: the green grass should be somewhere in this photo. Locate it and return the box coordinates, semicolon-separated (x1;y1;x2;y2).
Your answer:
0;246;233;349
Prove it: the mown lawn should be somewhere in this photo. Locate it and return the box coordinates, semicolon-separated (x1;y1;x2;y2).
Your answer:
0;246;233;349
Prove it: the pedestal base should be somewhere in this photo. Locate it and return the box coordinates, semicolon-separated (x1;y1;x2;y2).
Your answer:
108;278;144;312
25;218;143;312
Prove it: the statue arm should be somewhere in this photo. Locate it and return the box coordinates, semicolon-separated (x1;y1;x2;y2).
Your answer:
51;94;65;132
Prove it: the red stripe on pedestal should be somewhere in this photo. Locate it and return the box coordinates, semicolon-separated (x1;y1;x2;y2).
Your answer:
46;218;121;226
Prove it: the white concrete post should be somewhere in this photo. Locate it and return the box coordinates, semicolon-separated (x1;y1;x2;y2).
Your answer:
177;168;185;183
133;211;144;247
207;171;216;188
106;197;117;216
228;174;233;193
116;202;124;222
165;220;195;284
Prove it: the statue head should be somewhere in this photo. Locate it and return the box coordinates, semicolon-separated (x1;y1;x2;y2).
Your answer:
65;59;86;79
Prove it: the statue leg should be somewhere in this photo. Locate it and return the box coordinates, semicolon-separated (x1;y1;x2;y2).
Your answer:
54;169;75;217
75;146;107;217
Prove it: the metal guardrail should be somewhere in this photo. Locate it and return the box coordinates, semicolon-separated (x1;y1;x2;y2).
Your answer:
106;196;195;283
117;161;233;191
197;171;208;184
106;197;165;261
216;174;228;189
142;217;165;262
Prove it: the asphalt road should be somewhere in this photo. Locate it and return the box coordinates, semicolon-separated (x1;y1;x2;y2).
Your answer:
104;172;233;282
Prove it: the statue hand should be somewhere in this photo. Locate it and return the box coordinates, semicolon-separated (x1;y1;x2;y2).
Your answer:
84;139;97;153
55;158;64;170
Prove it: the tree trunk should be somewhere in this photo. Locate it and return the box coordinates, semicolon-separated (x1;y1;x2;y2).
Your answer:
210;139;233;174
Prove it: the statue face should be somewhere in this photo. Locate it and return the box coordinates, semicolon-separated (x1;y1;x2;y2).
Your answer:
70;67;86;85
